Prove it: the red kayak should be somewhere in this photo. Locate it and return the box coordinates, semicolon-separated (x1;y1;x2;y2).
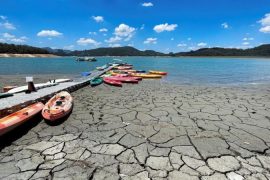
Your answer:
107;77;139;84
104;78;122;87
0;102;44;136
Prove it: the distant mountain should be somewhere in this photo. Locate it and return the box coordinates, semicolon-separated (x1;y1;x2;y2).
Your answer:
175;44;270;57
0;43;49;54
71;46;166;56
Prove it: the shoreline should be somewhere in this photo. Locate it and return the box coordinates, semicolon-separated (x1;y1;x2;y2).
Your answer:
0;53;59;58
0;80;270;179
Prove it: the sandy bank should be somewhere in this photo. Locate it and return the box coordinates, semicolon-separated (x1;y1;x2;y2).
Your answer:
0;54;59;58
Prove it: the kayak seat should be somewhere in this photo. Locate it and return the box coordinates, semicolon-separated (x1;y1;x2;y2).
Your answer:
56;101;63;106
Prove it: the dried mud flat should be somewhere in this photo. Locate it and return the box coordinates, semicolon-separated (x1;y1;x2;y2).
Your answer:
0;80;270;180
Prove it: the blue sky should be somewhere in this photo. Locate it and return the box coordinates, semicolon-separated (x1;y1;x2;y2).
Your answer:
0;0;270;52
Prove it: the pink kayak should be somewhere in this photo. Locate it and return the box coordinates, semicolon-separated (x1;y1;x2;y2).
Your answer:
106;77;139;84
104;78;122;87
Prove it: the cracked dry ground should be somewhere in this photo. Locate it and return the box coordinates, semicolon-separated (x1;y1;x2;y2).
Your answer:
1;81;270;180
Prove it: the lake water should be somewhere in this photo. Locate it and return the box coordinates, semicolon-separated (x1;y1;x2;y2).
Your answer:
1;56;270;85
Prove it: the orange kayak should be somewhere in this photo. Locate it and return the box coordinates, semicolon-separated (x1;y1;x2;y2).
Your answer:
149;70;168;75
42;91;73;121
0;102;44;136
131;73;162;79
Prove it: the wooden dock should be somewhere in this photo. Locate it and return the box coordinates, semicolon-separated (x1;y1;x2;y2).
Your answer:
0;65;115;118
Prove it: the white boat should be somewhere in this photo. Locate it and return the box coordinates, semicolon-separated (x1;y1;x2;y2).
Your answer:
8;83;58;94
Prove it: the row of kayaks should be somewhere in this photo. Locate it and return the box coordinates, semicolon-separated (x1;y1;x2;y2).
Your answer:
88;64;168;87
0;91;73;136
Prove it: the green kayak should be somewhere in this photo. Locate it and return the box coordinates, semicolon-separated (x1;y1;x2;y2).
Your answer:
0;92;13;99
90;77;103;86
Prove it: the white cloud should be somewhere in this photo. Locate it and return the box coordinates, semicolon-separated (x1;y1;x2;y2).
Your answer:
143;37;157;44
221;22;229;29
197;42;207;47
0;15;7;20
63;45;74;50
1;22;16;30
77;38;100;46
140;24;145;30
114;24;135;41
3;32;15;39
109;43;121;47
153;23;178;33
171;38;174;41
37;30;62;37
259;26;270;33
243;37;254;41
242;42;250;46
142;2;153;7
177;43;187;47
92;16;104;23
89;32;97;35
9;38;26;43
187;37;192;41
258;13;270;33
99;28;108;32
0;38;5;42
105;36;122;43
259;13;270;26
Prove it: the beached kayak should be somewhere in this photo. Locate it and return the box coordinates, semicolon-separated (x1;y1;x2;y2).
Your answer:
42;91;73;121
90;77;103;86
104;77;122;87
131;73;162;78
149;70;168;75
8;83;58;94
107;77;139;84
0;92;13;99
81;72;91;76
0;102;44;136
116;66;132;70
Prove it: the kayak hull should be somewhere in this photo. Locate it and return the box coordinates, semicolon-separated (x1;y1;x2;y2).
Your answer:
131;73;162;79
107;77;139;84
0;102;44;136
149;70;168;75
42;91;73;121
104;78;122;87
90;77;103;86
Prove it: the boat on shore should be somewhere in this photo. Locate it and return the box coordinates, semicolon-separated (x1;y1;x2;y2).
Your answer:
0;102;44;136
131;73;162;78
76;57;97;62
42;91;73;121
104;77;122;87
90;77;103;86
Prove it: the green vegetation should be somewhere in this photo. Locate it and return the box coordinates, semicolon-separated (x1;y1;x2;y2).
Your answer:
0;43;49;54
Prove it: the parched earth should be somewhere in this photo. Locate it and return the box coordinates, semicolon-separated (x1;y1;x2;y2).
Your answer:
1;80;270;179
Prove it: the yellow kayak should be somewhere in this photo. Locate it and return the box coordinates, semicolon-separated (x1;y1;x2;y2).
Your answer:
131;73;162;78
149;70;168;75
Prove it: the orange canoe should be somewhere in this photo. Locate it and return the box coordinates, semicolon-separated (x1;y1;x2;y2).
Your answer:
0;102;44;136
42;91;73;121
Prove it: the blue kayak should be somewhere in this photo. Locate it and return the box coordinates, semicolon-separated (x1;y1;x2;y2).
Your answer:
81;72;91;76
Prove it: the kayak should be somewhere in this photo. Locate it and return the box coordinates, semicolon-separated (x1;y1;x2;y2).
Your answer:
90;77;103;86
96;64;109;71
136;70;146;73
81;72;91;77
131;73;162;79
0;102;44;136
0;92;13;99
8;83;58;94
149;70;168;75
42;91;73;121
107;77;139;84
104;77;122;87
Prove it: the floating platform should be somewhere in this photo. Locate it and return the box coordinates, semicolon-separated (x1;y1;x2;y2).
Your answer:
0;65;115;118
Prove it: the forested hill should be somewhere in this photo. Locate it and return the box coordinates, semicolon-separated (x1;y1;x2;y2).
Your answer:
175;44;270;57
68;46;166;56
0;43;49;54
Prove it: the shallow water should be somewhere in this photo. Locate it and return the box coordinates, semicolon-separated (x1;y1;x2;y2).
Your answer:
1;56;270;85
